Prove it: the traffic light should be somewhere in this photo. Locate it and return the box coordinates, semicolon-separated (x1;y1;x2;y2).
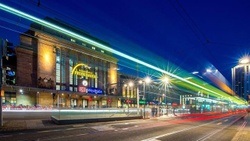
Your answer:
0;39;13;57
0;39;7;57
5;68;15;85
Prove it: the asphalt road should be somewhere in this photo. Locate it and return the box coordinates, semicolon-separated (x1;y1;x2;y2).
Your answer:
0;112;249;141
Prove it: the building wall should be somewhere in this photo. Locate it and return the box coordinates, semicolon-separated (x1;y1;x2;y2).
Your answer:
39;92;53;107
109;63;118;85
16;47;37;87
16;91;36;106
37;39;56;83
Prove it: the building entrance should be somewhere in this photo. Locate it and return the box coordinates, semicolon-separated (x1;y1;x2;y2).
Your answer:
70;99;77;108
82;99;88;108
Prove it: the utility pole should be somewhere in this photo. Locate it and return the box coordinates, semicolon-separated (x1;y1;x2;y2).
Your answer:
0;39;6;126
143;82;146;119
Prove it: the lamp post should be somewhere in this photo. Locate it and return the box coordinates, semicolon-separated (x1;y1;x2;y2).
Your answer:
139;76;151;119
128;81;134;114
161;75;169;115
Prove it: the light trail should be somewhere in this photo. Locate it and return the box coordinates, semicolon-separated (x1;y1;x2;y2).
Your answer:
0;3;246;105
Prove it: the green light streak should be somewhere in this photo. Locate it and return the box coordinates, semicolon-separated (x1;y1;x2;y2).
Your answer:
0;3;246;105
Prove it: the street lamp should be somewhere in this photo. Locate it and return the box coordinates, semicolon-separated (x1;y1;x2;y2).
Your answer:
161;75;169;115
128;81;134;113
139;76;151;119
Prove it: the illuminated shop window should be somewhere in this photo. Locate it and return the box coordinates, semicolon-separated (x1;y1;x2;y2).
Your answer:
122;86;126;97
10;98;16;104
56;85;60;90
70;87;73;91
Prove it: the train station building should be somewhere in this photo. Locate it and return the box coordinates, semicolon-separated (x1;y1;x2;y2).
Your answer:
2;17;121;109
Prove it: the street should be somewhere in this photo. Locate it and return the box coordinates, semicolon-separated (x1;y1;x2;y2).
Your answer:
0;112;249;141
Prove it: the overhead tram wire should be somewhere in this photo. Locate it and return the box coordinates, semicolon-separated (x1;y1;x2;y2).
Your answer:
168;0;204;45
170;0;235;88
27;0;92;34
175;0;209;44
167;0;206;70
7;0;93;40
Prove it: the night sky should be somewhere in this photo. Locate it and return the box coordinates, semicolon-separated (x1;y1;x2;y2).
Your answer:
0;0;250;85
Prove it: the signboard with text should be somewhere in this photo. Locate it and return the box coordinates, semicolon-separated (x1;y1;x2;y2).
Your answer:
86;87;103;95
72;63;97;78
78;79;103;94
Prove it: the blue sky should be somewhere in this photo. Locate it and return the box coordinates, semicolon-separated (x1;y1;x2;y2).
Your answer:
0;0;250;85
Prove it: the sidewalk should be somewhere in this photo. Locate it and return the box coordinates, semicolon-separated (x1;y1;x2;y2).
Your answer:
0;119;68;133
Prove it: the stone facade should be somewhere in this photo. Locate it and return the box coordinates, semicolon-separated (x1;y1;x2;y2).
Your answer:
15;47;37;87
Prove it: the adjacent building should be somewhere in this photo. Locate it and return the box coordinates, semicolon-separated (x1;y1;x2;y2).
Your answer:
232;56;250;102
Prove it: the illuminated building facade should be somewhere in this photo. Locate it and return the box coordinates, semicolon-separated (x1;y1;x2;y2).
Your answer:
2;17;119;108
118;74;139;108
232;56;250;101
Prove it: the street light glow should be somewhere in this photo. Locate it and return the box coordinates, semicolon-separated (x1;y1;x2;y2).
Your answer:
128;82;134;87
239;57;250;64
138;80;143;84
161;76;169;84
206;69;212;73
145;77;151;84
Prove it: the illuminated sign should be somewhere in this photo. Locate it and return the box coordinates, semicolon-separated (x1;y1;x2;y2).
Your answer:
1;90;4;97
78;79;103;94
78;87;103;94
86;87;103;95
72;63;97;78
82;80;88;86
78;79;87;93
78;86;87;93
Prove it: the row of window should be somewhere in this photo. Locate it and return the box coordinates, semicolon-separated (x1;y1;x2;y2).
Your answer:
55;47;109;92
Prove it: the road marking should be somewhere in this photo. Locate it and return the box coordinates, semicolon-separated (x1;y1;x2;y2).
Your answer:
142;116;241;141
39;133;88;141
92;125;114;131
142;122;211;141
217;122;222;125
237;121;247;131
197;116;243;141
233;121;248;141
36;126;88;134
0;134;13;138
